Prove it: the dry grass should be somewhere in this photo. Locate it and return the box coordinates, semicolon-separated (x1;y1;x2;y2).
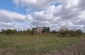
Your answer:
0;34;84;55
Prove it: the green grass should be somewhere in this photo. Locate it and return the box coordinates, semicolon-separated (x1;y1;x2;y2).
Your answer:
0;34;84;55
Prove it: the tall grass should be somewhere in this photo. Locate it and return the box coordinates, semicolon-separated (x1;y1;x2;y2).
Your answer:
0;34;84;55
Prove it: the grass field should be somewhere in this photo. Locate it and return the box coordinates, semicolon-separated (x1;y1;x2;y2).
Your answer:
0;34;84;55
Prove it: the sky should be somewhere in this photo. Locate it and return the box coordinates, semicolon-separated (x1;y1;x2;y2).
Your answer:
0;0;85;31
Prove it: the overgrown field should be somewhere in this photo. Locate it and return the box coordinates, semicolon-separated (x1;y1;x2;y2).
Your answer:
0;34;84;55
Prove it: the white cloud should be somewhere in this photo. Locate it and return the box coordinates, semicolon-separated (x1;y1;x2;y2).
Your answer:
0;0;85;31
0;10;26;22
0;10;33;31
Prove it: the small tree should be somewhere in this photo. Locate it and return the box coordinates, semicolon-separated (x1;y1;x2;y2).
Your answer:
75;29;83;35
46;27;50;32
30;28;35;36
42;27;50;33
42;27;46;33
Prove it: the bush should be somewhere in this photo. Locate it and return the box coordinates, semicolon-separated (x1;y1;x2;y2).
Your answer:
58;27;83;37
1;29;17;34
51;30;57;33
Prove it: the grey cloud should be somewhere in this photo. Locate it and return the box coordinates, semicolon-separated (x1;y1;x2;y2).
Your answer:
54;7;79;20
78;0;85;10
31;20;51;27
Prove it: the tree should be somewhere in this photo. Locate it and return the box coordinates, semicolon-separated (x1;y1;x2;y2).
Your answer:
58;26;83;37
42;27;50;33
30;28;35;36
46;27;50;32
75;29;83;35
42;27;46;33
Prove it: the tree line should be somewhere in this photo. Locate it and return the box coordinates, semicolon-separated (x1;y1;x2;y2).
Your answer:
0;26;84;37
0;27;50;35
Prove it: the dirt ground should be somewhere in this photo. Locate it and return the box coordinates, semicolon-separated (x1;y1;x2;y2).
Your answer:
44;38;85;55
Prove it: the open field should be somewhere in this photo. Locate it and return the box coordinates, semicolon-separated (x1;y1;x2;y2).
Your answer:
0;34;84;55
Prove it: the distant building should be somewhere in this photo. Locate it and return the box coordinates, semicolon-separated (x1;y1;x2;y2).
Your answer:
35;27;43;33
35;27;50;33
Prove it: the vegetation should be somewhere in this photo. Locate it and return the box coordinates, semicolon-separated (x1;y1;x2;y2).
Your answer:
30;28;36;36
42;27;50;33
0;34;84;55
58;27;83;37
1;29;17;34
0;26;84;55
0;26;83;37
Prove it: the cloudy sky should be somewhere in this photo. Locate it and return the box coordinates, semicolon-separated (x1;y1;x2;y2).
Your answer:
0;0;85;31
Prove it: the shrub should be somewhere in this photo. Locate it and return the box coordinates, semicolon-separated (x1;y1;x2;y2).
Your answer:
1;29;17;34
58;27;83;37
51;30;57;33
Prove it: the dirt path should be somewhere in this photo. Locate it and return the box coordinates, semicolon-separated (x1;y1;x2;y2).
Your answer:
44;38;85;55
